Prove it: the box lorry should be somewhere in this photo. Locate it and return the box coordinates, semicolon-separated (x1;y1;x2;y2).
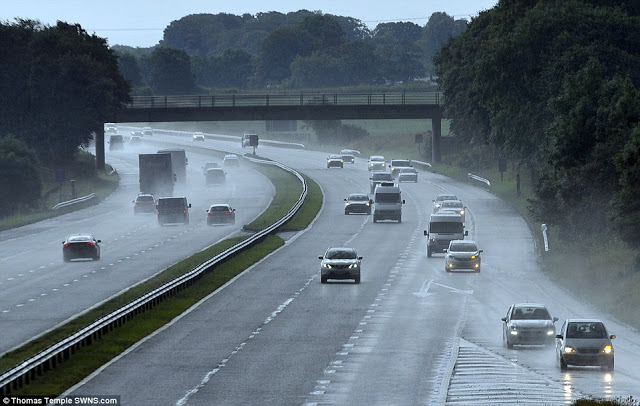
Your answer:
157;149;188;183
139;153;174;197
424;212;468;257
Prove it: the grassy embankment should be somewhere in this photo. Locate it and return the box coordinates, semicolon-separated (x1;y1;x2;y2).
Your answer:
0;158;322;396
0;151;120;232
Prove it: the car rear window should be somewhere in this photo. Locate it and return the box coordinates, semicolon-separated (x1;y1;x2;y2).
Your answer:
68;235;91;242
392;160;411;166
372;173;393;181
136;196;154;202
157;198;185;208
210;206;230;212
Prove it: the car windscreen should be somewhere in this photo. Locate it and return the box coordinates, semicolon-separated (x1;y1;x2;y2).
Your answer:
442;201;463;209
157;199;185;208
449;242;477;252
372;173;393;181
436;195;457;202
349;195;368;201
375;192;401;203
370;157;384;161
326;249;356;259
511;307;551;320
566;322;607;338
429;222;464;233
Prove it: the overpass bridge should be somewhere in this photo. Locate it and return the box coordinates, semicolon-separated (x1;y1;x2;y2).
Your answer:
98;91;445;168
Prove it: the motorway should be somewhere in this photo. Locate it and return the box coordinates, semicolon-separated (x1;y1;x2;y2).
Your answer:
0;141;273;354
5;131;640;405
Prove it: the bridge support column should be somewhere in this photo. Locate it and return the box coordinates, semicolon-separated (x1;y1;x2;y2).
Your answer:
96;128;105;171
431;115;442;163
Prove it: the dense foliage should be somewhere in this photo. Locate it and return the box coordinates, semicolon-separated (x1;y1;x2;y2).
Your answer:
435;1;640;246
114;11;468;91
0;19;131;164
0;136;42;214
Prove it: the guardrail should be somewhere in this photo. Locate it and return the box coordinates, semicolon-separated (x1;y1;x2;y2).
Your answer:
468;173;491;187
125;92;443;109
0;154;307;395
51;193;96;210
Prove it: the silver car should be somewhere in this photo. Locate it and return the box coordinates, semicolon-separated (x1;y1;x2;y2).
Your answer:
502;303;558;348
556;319;615;370
319;247;362;284
432;194;459;212
444;240;482;272
397;167;418;183
438;199;466;221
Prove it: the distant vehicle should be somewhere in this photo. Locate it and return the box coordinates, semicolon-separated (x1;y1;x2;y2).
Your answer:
502;303;558;348
157;149;188;183
432;194;459;213
439;200;466;222
202;162;221;175
372;183;404;223
370;172;394;194
133;193;156;214
139;153;174;197
424;212;468;257
193;132;205;142
344;193;371;215
397;167;418;183
207;204;236;225
319;247;362;284
104;123;117;134
205;168;226;185
341;152;355;164
142;127;153;136
108;135;124;151
62;234;101;262
242;133;258;148
444;240;483;272
129;135;142;145
327;154;344;168
556;319;615;371
223;154;240;167
341;148;360;156
130;130;143;138
156;197;190;225
368;155;386;171
389;159;412;176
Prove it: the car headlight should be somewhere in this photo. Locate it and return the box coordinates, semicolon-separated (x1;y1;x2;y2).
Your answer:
471;254;477;259
564;346;575;354
325;264;333;269
602;345;613;354
345;202;350;206
510;330;518;336
547;330;555;336
460;210;465;215
348;264;356;269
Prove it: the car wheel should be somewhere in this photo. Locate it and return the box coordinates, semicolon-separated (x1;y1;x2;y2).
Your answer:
373;216;378;223
506;338;513;349
327;165;330;168
354;275;360;284
560;356;568;370
344;210;349;215
321;275;327;284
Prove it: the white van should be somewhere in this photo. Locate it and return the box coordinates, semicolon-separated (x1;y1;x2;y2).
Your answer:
424;212;468;257
372;183;404;223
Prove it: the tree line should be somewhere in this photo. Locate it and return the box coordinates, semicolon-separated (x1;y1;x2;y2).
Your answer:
0;19;130;215
435;0;640;248
114;10;467;94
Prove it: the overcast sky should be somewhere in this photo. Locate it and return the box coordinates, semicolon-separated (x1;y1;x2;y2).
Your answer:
0;0;498;48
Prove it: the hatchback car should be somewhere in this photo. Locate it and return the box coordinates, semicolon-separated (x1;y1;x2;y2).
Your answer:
444;240;482;272
202;162;221;175
370;172;394;193
433;194;459;213
368;155;386;171
129;135;142;145
319;247;362;284
439;200;466;221
63;234;101;261
341;152;355;164
344;193;371;215
133;193;156;214
389;159;412;176
142;127;153;136
193;132;205;142
398;167;418;183
556;319;615;370
502;303;558;348
223;154;240;167
207;204;236;225
205;168;226;185
327;154;344;168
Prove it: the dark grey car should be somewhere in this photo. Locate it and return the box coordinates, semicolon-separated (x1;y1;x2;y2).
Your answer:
319;247;362;284
556;319;615;370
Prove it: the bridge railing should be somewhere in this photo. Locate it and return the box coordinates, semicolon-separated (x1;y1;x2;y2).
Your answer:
125;92;443;109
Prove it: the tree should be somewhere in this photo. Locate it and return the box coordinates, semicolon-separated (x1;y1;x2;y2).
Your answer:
117;52;143;86
0;135;42;215
150;47;196;95
419;12;467;74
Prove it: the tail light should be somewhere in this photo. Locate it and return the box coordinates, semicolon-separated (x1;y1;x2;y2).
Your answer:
87;242;95;247
225;211;232;215
63;243;70;248
208;212;214;216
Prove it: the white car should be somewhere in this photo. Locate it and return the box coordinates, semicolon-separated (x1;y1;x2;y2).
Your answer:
397;167;418;182
444;240;482;272
223;154;239;167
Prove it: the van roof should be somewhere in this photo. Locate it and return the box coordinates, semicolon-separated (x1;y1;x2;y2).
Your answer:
375;185;401;193
430;212;463;221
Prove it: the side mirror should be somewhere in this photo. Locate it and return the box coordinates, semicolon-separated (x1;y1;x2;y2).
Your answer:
553;317;559;322
97;240;102;243
358;256;363;260
188;204;192;208
318;256;323;260
402;200;405;204
478;249;484;253
344;198;348;201
465;231;469;236
62;241;65;244
610;334;616;339
555;334;563;339
501;317;507;322
423;230;428;236
369;199;373;204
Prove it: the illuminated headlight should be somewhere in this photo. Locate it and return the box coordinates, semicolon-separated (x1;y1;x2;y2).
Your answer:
435;204;441;209
547;330;555;336
430;238;436;243
602;345;613;354
345;202;350;206
340;159;344;163
366;202;370;206
564;346;575;354
460;210;465;215
348;264;356;269
325;264;333;269
510;331;518;336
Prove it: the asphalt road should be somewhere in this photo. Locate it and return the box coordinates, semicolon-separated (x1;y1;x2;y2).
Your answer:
54;132;640;404
0;140;273;354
